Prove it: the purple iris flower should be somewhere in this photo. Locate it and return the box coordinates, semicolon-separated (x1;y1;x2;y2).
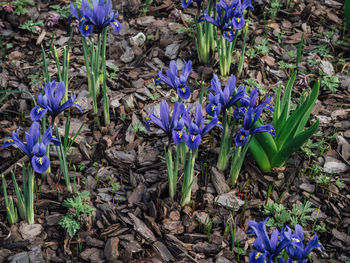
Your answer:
218;0;254;30
182;0;202;9
1;122;61;174
206;93;222;116
235;88;275;147
157;60;193;100
280;224;325;263
172;118;188;145
70;0;121;37
30;81;82;123
146;100;187;145
198;4;235;42
206;74;245;116
186;104;222;149
248;218;291;263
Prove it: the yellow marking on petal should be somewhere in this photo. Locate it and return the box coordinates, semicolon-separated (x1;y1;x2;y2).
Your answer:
227;31;231;37
240;135;244;141
113;21;119;27
291;238;300;242
191;135;195;142
270;129;274;133
238;109;241;113
38;157;43;165
181;88;185;93
211;105;216;111
237;17;240;23
8;139;14;142
232;6;236;10
186;0;189;3
178;131;182;139
80;17;86;22
255;252;262;260
218;121;222;125
266;104;271;107
85;25;89;31
37;107;44;114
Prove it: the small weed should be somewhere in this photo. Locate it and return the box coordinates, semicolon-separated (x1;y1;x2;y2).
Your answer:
255;38;271;56
111;182;121;192
263;201;314;229
59;191;95;237
132;120;147;133
246;47;256;59
50;4;70;19
19;20;44;34
13;0;34;16
119;113;126;122
320;73;339;93
148;92;160;101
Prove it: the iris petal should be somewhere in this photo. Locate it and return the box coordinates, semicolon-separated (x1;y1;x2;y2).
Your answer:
31;155;49;174
30;105;48;122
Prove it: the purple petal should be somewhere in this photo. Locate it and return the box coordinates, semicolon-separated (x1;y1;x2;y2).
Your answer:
30;106;48;122
31;155;49;174
160;100;170;132
177;85;191;100
186;133;201;149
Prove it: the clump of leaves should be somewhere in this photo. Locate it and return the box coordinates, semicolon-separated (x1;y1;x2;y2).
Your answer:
263;201;313;229
320;73;339;93
13;0;34;15
19;20;44;34
59;191;95;237
255;38;271;56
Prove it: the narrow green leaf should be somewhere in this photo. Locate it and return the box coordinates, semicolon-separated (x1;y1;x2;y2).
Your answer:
295;81;319;134
275;82;319;149
248;137;272;172
296;33;304;68
345;0;350;34
271;119;320;168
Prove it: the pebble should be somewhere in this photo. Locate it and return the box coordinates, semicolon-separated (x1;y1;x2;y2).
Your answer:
120;47;135;63
165;43;180;59
214;192;244;211
323;156;349;174
130;32;146;46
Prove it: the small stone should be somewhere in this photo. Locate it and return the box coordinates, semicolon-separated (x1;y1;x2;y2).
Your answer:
46;214;63;226
323;156;349;174
165;43;180;59
104;237;119;262
299;183;315;193
136;16;156;26
98;192;113;202
320;60;334;75
19;223;43;241
132;78;145;89
86;175;97;191
120;47;135;63
214;192;244;211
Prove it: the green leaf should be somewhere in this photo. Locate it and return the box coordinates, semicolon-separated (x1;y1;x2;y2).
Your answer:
248;136;272;172
275;82;319;149
345;0;350;34
295;81;319;134
273;83;282;127
275;71;297;132
250;120;278;160
271;119;320;167
296;33;304;68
